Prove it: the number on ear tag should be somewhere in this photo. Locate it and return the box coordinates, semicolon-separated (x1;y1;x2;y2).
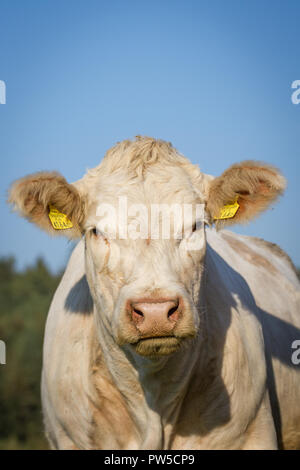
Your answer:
48;205;73;229
214;198;240;220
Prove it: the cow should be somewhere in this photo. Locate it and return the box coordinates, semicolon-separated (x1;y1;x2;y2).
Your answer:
8;136;300;449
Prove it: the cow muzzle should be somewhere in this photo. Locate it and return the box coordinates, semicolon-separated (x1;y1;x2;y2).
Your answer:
130;298;180;336
118;296;197;357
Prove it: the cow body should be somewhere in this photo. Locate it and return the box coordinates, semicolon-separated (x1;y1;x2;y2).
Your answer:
9;136;300;449
41;229;300;450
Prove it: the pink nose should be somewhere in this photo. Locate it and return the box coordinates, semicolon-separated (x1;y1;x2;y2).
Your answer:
130;298;181;337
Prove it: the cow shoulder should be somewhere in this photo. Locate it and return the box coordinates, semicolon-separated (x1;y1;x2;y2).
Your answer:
42;241;96;448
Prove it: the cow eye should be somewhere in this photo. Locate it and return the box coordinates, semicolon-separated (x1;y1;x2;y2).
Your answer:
191;220;204;233
92;227;100;237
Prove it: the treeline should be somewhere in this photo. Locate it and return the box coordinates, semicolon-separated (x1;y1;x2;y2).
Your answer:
0;257;62;450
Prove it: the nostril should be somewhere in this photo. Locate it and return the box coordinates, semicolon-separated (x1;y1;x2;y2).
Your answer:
131;306;145;325
167;302;180;322
133;308;144;317
168;306;178;318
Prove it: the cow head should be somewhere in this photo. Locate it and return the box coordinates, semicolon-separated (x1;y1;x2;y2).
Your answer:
8;137;285;357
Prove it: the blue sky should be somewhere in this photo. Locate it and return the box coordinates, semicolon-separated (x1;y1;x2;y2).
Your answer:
0;0;299;272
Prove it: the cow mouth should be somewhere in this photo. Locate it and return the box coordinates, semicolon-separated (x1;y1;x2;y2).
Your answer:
132;336;182;357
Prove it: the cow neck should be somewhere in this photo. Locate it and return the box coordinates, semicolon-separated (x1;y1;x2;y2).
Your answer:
93;309;208;448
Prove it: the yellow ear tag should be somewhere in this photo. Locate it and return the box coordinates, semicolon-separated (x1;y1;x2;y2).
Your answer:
48;205;73;230
214;198;240;220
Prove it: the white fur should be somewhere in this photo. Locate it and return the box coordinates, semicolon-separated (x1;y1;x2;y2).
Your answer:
38;138;300;449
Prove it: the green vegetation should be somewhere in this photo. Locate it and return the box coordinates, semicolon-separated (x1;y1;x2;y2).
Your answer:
0;257;62;450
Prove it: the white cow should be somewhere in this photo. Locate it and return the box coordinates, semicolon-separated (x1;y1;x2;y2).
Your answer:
9;137;300;449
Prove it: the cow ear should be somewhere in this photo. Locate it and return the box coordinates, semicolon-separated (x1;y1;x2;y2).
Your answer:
206;161;286;227
8;171;86;238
